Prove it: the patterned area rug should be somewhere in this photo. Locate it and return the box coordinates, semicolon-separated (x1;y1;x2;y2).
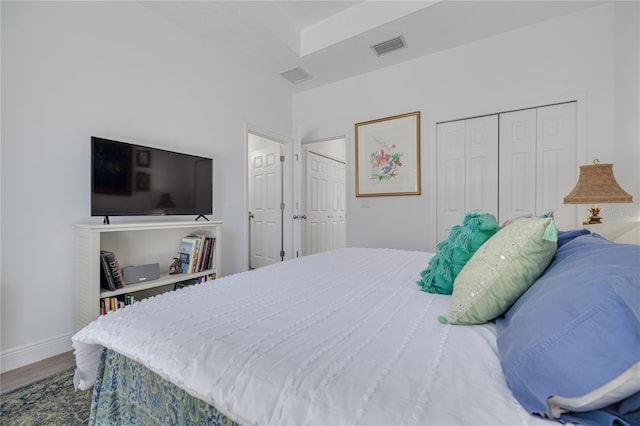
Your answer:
0;368;92;425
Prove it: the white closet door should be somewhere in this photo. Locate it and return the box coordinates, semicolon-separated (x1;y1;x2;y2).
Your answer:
499;103;577;228
536;103;577;230
499;108;537;223
437;115;498;242
437;120;466;242
329;161;346;250
466;115;499;217
306;151;330;255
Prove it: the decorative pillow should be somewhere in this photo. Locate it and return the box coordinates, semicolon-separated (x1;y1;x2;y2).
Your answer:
496;234;640;425
556;228;591;248
417;213;498;294
448;216;557;325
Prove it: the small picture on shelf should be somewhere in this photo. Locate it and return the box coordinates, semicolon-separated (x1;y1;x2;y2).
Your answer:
169;257;182;275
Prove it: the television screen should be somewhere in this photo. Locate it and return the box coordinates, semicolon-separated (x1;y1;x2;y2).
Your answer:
91;137;213;217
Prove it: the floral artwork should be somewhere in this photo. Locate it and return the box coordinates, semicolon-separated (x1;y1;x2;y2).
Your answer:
369;139;403;181
355;111;420;196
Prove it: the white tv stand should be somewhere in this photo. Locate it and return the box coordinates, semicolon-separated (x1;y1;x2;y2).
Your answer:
74;220;222;331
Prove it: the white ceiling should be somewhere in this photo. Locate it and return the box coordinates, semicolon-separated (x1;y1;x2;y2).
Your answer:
141;1;604;93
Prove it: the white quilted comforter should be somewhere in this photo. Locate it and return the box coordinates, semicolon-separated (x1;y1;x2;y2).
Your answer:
73;247;551;425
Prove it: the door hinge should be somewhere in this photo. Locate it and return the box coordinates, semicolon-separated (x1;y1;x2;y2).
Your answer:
280;202;285;210
280;155;285;162
280;250;285;258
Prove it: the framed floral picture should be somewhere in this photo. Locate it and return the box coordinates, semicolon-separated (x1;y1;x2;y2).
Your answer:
355;111;421;197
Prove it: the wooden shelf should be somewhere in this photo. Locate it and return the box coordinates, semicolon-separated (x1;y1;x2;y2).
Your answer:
99;269;215;297
75;220;222;331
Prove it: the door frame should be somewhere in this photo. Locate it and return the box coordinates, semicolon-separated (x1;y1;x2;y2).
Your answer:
244;124;293;271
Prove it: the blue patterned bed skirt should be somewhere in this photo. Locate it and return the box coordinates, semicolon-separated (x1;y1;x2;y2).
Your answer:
90;348;241;426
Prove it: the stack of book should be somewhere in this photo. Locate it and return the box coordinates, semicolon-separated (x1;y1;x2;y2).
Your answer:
174;274;216;290
177;234;216;274
100;294;135;315
100;250;125;291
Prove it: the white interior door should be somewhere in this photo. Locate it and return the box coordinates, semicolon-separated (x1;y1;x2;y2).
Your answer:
306;151;330;255
249;136;282;269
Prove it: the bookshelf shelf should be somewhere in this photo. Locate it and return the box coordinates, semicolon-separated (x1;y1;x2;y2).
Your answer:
99;270;214;298
74;220;222;331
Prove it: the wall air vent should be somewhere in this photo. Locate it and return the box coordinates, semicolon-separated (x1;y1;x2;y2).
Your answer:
280;67;312;84
371;36;407;56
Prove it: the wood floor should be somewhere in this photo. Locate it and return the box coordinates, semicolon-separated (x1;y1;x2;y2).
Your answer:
0;351;76;394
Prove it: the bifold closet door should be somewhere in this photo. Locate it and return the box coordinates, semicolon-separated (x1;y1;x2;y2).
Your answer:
436;115;498;242
499;102;577;229
536;103;577;230
306;151;346;255
499;108;537;221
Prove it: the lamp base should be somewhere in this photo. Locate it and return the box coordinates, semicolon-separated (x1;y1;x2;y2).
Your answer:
582;206;603;225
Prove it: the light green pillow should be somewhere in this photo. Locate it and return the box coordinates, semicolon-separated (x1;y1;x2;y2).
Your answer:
448;216;558;325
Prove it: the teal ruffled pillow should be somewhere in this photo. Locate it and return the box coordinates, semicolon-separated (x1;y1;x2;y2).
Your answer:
418;212;499;294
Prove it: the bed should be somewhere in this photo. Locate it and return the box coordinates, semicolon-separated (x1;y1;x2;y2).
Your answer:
73;217;640;426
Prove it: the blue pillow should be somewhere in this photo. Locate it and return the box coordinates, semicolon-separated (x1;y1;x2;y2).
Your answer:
496;234;640;425
556;228;591;248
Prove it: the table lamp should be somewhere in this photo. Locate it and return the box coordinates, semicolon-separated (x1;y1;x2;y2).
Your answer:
563;159;633;225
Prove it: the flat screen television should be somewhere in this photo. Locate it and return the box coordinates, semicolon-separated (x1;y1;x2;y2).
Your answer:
91;137;213;219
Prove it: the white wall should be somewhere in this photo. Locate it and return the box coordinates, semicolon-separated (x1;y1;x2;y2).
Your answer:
1;1;292;370
293;1;640;252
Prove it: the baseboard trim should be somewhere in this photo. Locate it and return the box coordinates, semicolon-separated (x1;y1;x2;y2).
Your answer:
1;333;74;373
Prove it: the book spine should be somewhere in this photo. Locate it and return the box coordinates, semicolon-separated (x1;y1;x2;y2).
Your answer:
197;235;207;272
209;237;216;269
188;240;199;274
195;237;203;272
200;238;210;271
100;253;117;291
112;254;125;288
106;253;125;289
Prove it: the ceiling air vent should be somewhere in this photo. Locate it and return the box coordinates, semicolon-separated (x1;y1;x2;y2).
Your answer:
280;67;312;84
371;36;407;56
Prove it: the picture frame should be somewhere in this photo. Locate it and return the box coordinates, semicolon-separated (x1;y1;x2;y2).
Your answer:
355;111;421;197
136;171;150;191
136;149;151;167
